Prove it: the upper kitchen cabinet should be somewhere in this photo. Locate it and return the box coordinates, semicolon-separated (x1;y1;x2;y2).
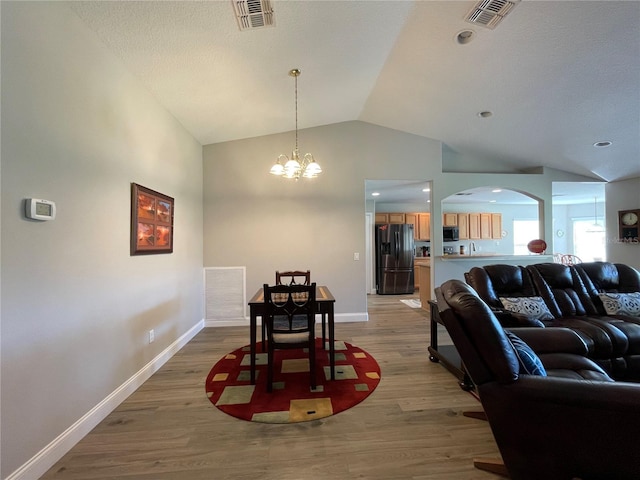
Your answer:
418;213;431;241
375;213;389;224
376;212;406;224
491;213;503;239
480;213;492;239
388;213;406;224
457;214;469;240
376;212;430;239
468;213;480;239
443;213;458;226
405;213;418;240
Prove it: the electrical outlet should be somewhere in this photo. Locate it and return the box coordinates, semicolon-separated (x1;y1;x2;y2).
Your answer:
354;252;360;260
149;329;155;344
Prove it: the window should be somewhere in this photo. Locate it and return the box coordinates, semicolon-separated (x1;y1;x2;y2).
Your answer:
573;219;606;261
513;220;541;255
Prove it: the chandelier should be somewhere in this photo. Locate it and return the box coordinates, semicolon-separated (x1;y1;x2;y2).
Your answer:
269;68;322;180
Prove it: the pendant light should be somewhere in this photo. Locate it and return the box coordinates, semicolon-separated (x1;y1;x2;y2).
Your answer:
269;69;322;180
587;196;604;233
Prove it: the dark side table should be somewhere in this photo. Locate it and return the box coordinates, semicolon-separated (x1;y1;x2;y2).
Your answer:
428;300;474;390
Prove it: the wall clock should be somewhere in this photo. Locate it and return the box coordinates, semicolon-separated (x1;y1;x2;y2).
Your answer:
618;209;640;241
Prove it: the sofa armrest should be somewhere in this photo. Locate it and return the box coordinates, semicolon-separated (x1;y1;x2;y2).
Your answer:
480;376;640;480
506;326;588;355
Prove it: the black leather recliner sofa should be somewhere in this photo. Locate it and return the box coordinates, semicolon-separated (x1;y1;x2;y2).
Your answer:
465;261;640;381
436;278;640;480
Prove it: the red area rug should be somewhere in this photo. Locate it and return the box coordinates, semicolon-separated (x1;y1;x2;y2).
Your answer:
205;338;381;423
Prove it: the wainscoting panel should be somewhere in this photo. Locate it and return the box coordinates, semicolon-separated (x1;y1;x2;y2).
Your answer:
204;267;246;326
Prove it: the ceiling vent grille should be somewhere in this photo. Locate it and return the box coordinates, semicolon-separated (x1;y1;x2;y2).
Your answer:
232;0;275;31
465;0;519;29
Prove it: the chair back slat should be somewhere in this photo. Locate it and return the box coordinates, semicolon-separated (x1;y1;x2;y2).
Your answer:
264;283;316;334
275;270;311;286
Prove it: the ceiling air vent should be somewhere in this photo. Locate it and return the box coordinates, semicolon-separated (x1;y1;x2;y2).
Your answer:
232;0;275;31
465;0;519;29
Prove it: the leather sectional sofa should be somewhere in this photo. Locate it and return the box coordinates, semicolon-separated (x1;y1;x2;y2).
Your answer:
465;261;640;381
435;278;640;480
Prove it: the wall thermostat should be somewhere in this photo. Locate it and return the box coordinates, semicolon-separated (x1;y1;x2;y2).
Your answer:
25;198;56;221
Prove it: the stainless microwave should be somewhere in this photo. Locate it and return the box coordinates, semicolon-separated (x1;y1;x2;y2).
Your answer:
443;226;459;242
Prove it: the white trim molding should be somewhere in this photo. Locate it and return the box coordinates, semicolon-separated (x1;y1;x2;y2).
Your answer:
6;320;205;480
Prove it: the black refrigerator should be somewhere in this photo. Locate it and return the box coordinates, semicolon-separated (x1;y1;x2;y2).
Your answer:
375;224;415;294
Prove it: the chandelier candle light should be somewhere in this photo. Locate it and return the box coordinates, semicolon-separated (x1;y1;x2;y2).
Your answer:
269;68;322;180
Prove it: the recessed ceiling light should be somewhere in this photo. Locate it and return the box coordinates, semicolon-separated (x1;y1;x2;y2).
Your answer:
593;141;612;148
371;192;380;197
422;188;430;192
478;111;493;118
489;200;497;203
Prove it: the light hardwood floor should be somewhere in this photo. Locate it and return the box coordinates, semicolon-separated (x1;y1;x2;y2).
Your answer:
41;294;502;480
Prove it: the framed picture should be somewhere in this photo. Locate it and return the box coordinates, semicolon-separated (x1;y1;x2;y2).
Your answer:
131;183;174;255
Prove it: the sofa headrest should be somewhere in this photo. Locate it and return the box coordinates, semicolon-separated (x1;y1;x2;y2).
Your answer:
532;263;573;288
485;264;526;290
527;263;598;317
577;262;619;290
465;264;536;308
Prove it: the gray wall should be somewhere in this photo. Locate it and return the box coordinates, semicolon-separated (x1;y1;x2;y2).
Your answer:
606;177;640;268
203;121;442;316
1;3;204;477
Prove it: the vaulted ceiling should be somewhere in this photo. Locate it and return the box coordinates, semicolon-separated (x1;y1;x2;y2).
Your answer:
69;1;639;183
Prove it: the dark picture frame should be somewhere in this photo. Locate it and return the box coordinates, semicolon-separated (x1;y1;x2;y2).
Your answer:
131;183;174;255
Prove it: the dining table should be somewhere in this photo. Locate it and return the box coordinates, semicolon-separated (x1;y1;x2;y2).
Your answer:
247;285;336;385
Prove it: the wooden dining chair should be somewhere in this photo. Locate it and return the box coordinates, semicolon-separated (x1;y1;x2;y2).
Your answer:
561;254;582;265
262;270;314;347
275;270;329;350
275;270;311;286
263;283;317;392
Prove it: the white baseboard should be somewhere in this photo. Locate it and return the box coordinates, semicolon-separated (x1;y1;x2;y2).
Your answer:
6;320;205;480
334;312;369;323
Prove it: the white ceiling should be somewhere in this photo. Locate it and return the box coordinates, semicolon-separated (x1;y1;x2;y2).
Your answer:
68;1;639;185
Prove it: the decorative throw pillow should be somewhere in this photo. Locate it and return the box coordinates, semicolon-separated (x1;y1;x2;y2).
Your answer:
598;292;640;316
505;330;547;376
499;296;554;321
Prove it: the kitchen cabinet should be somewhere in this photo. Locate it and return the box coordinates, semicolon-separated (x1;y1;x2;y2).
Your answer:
469;213;481;239
417;213;431;241
457;214;469;240
405;213;418;240
491;213;502;239
480;213;492;239
388;213;406;224
443;213;458;226
414;257;430;289
375;211;431;239
415;262;431;304
456;212;500;240
375;213;389;224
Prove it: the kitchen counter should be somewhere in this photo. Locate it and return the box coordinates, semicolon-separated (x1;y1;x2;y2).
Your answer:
439;254;553;261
